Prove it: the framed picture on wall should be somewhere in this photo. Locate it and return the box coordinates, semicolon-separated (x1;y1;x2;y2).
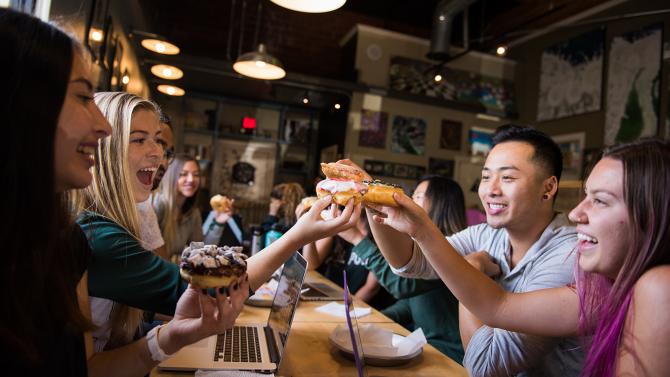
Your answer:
439;119;462;150
358;110;388;148
605;23;663;144
428;158;455;179
552;132;585;180
391;115;426;155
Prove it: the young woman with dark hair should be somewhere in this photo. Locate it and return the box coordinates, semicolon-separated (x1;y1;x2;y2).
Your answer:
367;138;670;377
0;8;111;375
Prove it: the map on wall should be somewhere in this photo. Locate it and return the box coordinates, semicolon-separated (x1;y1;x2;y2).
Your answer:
605;23;662;145
389;57;516;117
537;28;605;121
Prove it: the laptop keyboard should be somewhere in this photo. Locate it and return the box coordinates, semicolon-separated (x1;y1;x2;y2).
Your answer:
213;326;262;363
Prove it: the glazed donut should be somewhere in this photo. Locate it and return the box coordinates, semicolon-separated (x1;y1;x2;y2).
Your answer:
362;180;404;207
320;162;368;182
179;242;247;288
316;179;366;206
210;194;232;213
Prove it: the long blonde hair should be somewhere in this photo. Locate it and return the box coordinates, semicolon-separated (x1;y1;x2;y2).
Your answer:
70;91;160;346
152;154;200;257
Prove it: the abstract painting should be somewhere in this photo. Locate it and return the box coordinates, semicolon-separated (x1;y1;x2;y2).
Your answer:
440;119;462;150
358;110;388;148
391;115;426;155
389;57;516;117
469;127;494;157
605;23;662;145
537;28;605;121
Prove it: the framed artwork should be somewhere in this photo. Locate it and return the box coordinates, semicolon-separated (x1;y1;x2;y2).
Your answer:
365;160;425;180
428;158;455;179
553;132;585;180
469;127;494;157
358;110;388;148
389;56;517;117
439;119;462;150
537;28;605;121
605;23;663;144
391;115;426;155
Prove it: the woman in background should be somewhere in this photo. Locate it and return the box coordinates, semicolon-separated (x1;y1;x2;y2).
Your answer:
154;154;204;261
261;182;305;235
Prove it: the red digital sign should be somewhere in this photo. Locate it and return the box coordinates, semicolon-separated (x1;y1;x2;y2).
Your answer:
242;117;257;129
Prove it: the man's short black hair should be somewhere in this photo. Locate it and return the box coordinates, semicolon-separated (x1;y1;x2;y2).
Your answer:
492;124;563;182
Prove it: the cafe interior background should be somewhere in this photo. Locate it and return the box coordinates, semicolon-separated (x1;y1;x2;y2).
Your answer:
9;0;670;226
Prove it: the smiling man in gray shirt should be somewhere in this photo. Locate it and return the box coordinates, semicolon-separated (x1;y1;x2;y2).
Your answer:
355;125;583;377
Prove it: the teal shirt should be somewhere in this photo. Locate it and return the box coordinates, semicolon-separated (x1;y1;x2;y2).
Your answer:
78;212;187;315
352;237;464;363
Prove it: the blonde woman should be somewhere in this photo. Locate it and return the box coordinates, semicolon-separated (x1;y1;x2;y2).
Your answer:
153;154;204;261
72;91;362;364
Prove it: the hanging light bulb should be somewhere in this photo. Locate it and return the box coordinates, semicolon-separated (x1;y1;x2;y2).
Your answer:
141;39;180;55
434;74;443;82
270;0;346;13
157;84;185;96
150;64;184;80
496;46;507;56
89;28;104;42
334;103;341;110
233;43;286;80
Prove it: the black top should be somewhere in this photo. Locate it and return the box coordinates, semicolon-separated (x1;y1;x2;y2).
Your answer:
1;226;90;376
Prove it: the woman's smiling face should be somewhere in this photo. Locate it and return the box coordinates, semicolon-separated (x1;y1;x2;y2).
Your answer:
127;108;163;202
177;160;200;198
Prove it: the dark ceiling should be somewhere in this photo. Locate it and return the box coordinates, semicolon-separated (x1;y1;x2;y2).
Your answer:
133;0;612;106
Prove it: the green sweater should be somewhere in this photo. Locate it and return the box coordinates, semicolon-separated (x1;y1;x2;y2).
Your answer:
78;212;187;315
352;237;464;363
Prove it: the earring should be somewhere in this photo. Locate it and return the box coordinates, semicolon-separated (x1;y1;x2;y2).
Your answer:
543;194;550;200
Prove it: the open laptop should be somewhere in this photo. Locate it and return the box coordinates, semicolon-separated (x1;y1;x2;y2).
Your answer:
300;280;344;301
159;252;307;372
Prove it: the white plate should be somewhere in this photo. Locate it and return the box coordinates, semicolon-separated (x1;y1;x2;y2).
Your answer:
328;329;423;367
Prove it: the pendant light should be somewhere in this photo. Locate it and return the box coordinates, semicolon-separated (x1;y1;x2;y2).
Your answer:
233;43;285;80
270;0;346;13
233;0;286;80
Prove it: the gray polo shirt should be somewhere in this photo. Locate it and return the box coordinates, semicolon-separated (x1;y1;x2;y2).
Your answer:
393;213;583;377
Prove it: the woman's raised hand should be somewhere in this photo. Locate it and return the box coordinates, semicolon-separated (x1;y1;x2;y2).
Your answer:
366;192;431;239
291;195;361;245
158;276;249;354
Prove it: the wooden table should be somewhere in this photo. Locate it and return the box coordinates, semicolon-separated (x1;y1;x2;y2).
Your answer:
152;271;466;377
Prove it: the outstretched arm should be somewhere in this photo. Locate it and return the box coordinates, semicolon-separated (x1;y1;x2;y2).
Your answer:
373;192;580;337
246;196;361;290
336;159;415;268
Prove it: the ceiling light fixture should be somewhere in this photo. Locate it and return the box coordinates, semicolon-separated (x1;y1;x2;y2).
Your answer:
89;28;104;43
233;43;286;80
334;103;341;110
434;74;443;82
270;0;346;13
157;84;185;96
496;46;507;56
150;64;184;80
121;73;130;85
141;39;180;55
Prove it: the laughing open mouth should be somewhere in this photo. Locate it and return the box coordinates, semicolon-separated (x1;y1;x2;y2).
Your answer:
137;167;157;186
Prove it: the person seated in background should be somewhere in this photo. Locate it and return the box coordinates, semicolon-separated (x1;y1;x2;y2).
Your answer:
153;154;204;261
136;111;174;260
299;208;395;310
203;195;245;248
331;175;467;362
367;138;670;377
340;125;584;377
261;182;305;236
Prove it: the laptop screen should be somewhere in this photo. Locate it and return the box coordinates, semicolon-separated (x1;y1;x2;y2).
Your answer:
267;252;307;362
344;270;367;377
